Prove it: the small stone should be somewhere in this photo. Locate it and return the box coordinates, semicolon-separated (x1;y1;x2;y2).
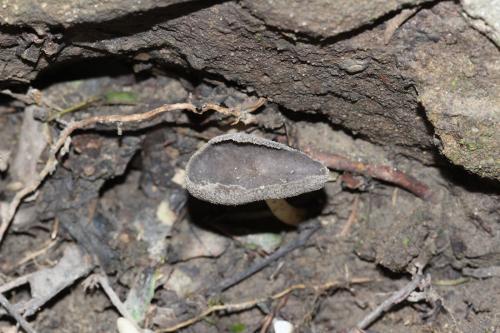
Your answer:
83;165;95;176
273;318;294;333
338;58;369;74
116;317;140;333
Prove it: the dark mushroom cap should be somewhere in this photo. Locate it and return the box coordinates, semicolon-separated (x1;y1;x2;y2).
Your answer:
185;133;329;205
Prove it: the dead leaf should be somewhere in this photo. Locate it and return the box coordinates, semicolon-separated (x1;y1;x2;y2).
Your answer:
237;232;283;254
167;220;229;262
1;245;96;316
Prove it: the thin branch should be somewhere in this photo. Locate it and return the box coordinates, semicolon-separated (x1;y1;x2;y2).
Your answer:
0;274;32;294
0;293;37;333
201;97;266;124
304;148;433;200
93;274;140;329
21;265;94;318
157;277;372;333
213;220;321;293
260;295;288;333
383;8;419;44
340;196;360;237
7;239;59;272
355;273;425;330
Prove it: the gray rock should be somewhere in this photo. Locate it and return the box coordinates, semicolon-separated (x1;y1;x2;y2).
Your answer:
462;0;500;47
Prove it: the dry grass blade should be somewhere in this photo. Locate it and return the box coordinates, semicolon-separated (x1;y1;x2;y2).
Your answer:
156;277;372;333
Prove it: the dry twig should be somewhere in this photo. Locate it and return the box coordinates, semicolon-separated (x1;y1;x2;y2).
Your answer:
201;97;266;124
0;293;37;333
340;196;360;237
384;8;419;44
0;106;17;116
6;239;59;272
0;245;93;320
354;272;427;331
213;220;321;293
260;295;289;333
0;274;31;294
304;148;432;200
157;276;372;333
85;274;140;330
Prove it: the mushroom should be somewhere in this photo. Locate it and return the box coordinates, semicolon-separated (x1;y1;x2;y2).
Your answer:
185;133;329;225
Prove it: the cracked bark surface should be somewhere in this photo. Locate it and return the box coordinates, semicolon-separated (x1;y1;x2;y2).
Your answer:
0;1;498;177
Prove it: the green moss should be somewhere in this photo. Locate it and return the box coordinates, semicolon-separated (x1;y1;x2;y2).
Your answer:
459;138;480;151
450;77;459;89
230;323;247;333
207;297;223;307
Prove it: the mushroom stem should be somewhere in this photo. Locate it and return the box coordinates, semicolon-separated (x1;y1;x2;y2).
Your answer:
265;199;306;226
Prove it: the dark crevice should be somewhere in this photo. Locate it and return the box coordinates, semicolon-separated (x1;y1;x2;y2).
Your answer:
437;161;500;194
316;0;444;45
391;102;443;163
32;56;134;89
415;103;437;140
31;53;213;92
279;104;365;142
238;0;444;46
98;150;138;198
62;0;230;44
0;25;26;35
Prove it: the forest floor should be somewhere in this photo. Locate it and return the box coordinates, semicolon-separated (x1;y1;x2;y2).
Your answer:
0;1;499;333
